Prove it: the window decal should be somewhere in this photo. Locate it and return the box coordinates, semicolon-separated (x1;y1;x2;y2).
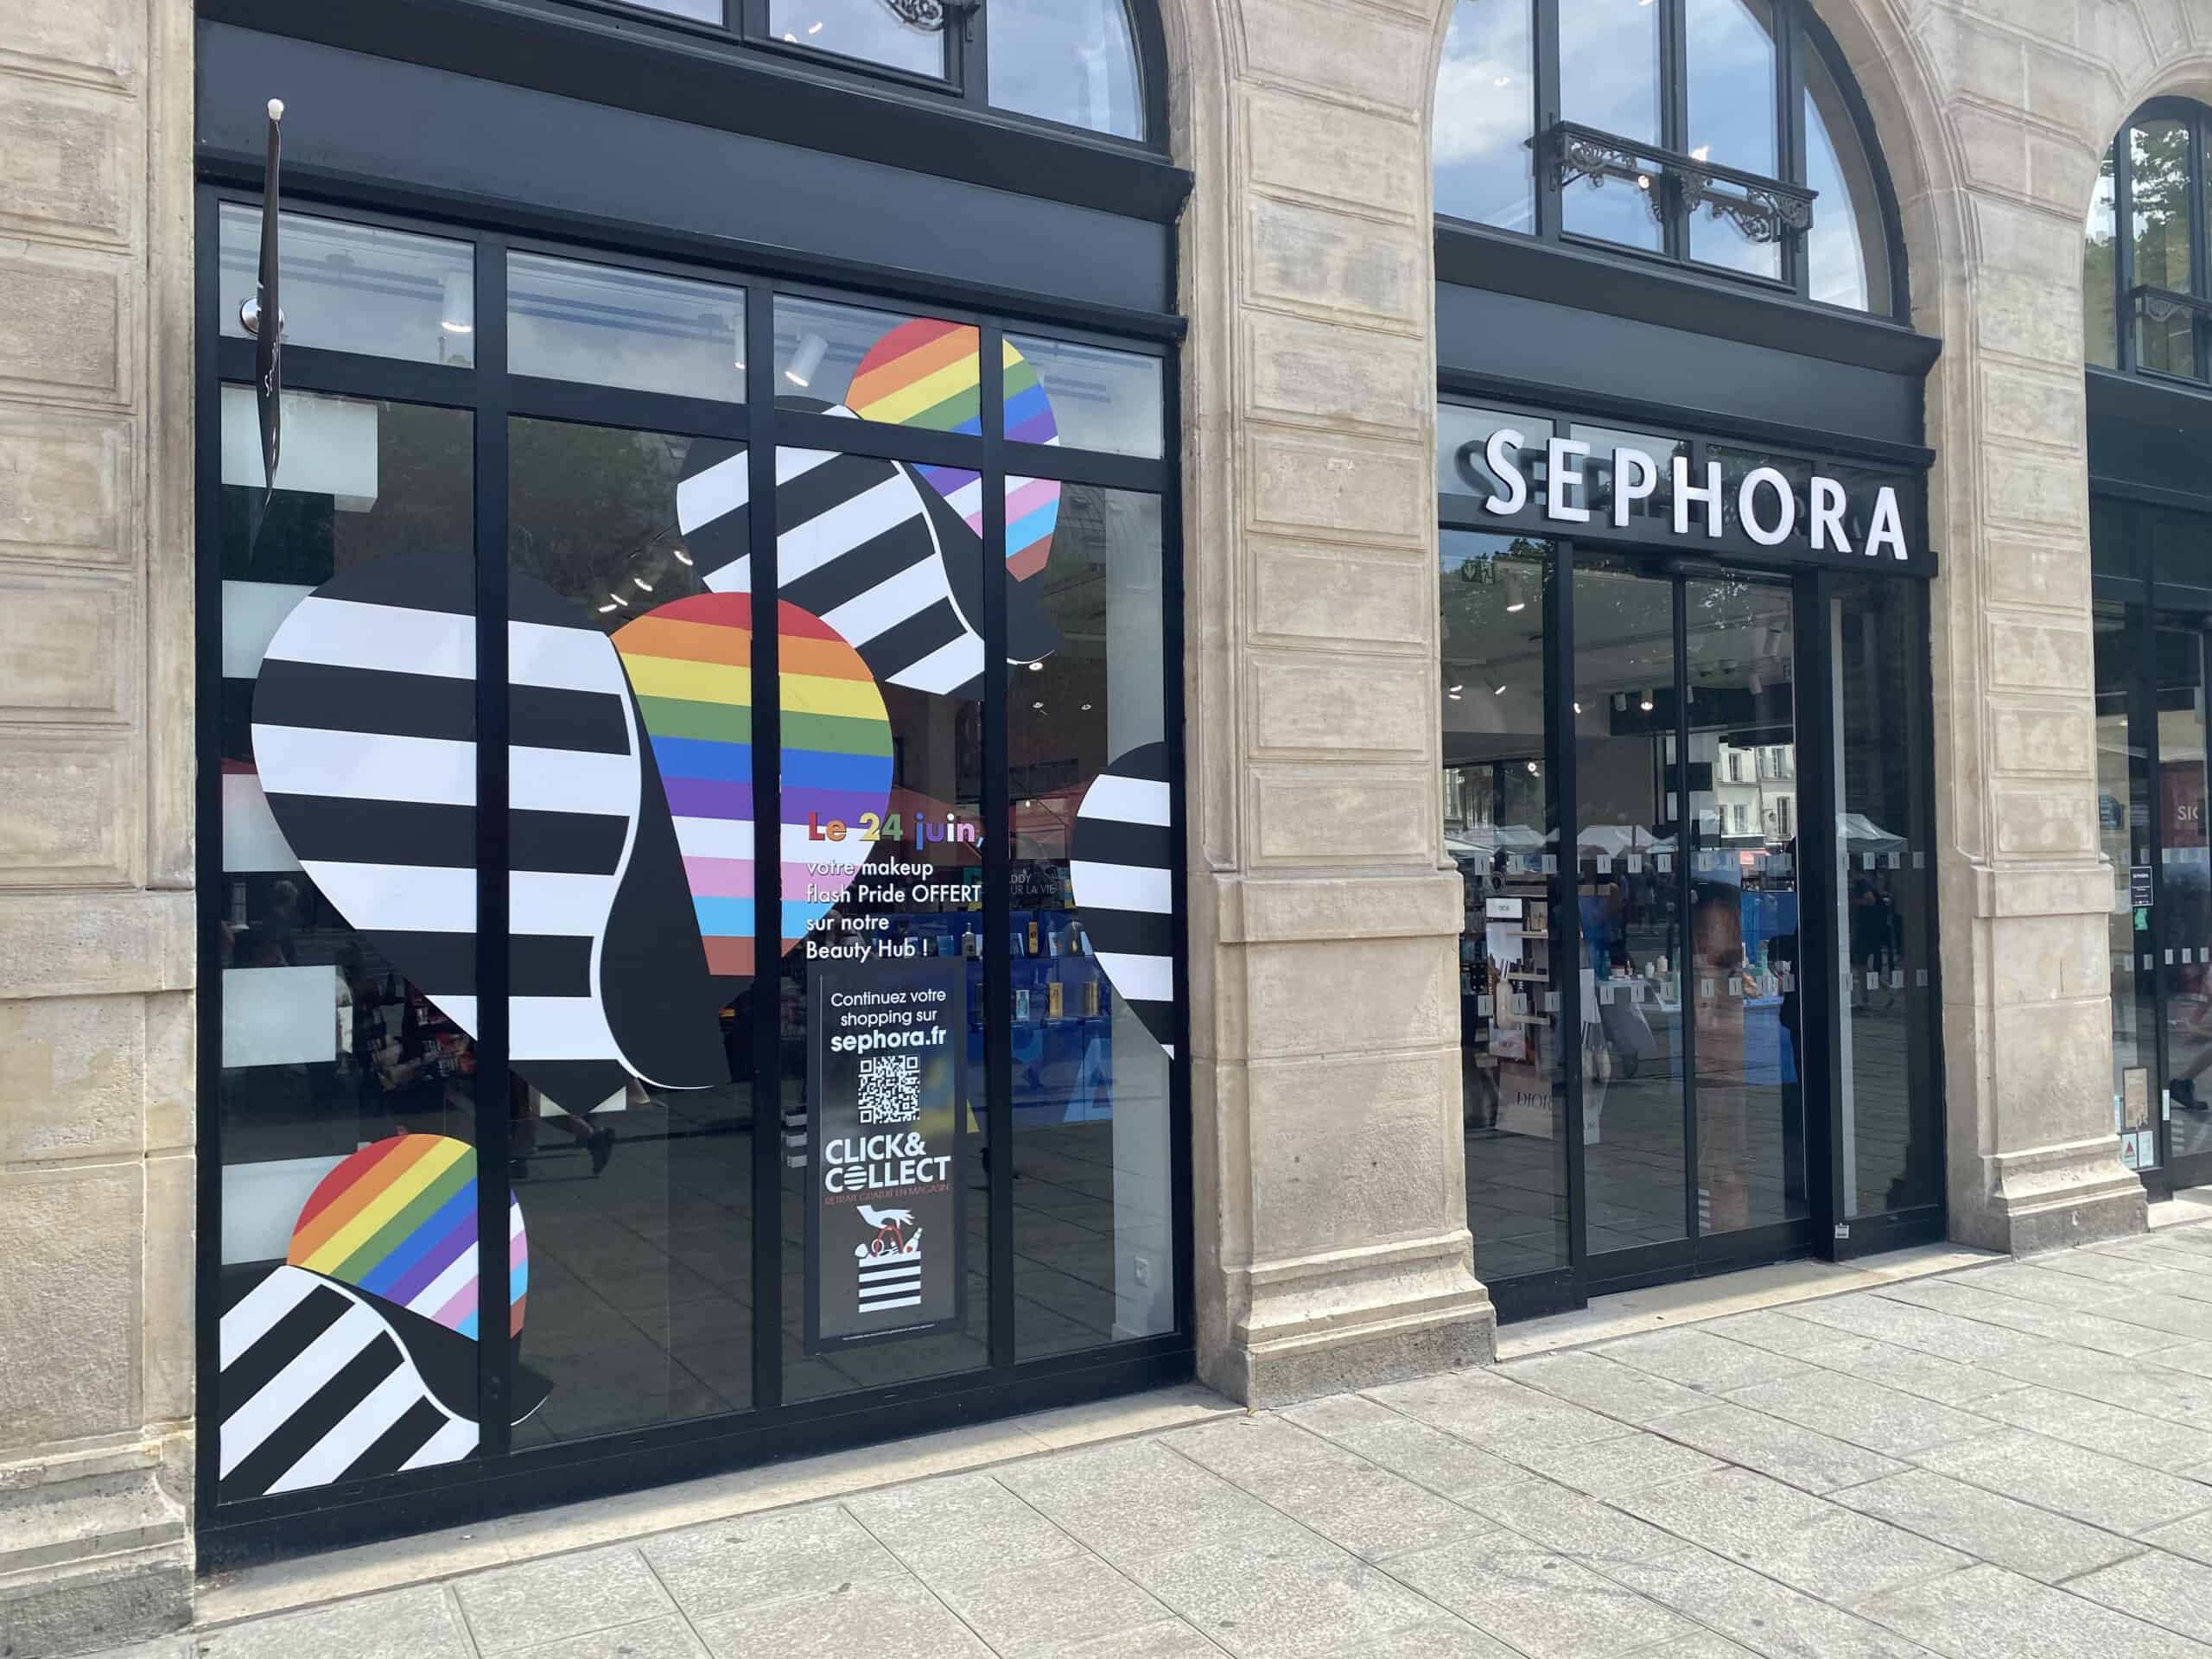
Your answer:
1070;740;1177;1057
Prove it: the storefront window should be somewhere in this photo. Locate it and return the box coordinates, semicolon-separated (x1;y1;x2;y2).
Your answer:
2133;118;2196;378
771;0;944;78
1432;0;1895;315
1443;532;1567;1281
2087;103;2212;383
219;205;475;365
508;254;747;404
988;0;1144;140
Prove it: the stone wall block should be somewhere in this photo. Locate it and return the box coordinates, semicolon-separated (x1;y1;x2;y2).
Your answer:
0;572;131;718
1982;444;2088;536
0;82;136;247
0;732;134;887
1913;10;2028;110
0;406;131;567
1949;102;2031;199
0;1163;142;1452
1243;86;1424;222
1990;702;2094;777
0;248;124;404
1992;785;2098;857
1981;534;2090;611
1970;190;2094;285
1972;265;2082;364
1988;992;2123;1154
0;0;143;90
0;994;146;1164
1249;764;1435;865
1985;616;2090;693
1245;1049;1459;1257
1236;0;1431;112
1250;537;1433;651
1979;361;2086;452
1243;311;1428;436
1242;934;1456;1062
141;990;193;1154
1247;649;1433;758
1986;910;2110;1006
1246;430;1430;546
143;1151;194;1427
1245;200;1424;331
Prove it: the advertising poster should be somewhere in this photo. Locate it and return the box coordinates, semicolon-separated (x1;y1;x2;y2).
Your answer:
805;957;969;1352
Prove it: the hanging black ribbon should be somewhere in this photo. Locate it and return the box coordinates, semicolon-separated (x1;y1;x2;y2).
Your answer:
252;99;283;512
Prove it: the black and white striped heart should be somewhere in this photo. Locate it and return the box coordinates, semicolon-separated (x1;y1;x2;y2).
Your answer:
676;404;1058;700
216;1264;478;1503
1070;741;1177;1058
250;551;731;1118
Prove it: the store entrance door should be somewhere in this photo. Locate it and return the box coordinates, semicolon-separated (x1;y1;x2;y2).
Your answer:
2097;602;2212;1191
1569;559;1812;1287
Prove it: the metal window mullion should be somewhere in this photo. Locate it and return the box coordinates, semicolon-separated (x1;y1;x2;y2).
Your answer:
2142;598;2171;1156
1552;540;1587;1281
746;279;784;1414
2191;114;2210;379
980;323;1015;1370
1780;0;1809;299
961;0;988;110
1536;0;1565;243
474;233;514;1460
1161;345;1194;1339
1662;0;1689;263
1796;568;1843;1250
1675;575;1700;1244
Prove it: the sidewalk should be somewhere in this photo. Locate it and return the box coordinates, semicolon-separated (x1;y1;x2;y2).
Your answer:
96;1218;2212;1659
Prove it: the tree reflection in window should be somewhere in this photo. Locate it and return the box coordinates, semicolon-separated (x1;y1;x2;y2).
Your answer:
2083;102;2212;383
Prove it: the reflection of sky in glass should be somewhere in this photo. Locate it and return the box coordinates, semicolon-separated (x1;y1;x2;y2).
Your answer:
1433;0;1535;232
1685;0;1778;277
1803;50;1881;312
1559;0;1662;251
988;0;1143;140
769;0;942;77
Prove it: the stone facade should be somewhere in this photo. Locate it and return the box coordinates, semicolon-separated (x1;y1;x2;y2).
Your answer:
0;0;198;1654
0;0;2204;1647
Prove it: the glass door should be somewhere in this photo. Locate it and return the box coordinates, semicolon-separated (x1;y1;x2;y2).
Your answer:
2157;623;2212;1182
1570;558;1808;1284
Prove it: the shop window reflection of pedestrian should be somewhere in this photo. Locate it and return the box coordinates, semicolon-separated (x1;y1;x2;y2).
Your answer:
1692;882;1750;1233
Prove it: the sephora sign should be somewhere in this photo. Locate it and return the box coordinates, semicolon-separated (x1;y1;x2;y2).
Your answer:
1446;410;1933;577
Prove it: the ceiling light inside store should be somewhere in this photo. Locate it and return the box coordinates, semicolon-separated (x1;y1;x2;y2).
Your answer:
1493;683;1508;696
1527;760;1539;773
785;333;829;388
1640;689;1655;711
672;547;693;567
1028;660;1044;671
1447;691;1463;702
440;272;474;335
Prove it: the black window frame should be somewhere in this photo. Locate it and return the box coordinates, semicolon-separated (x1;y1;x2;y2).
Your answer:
2092;98;2212;389
194;184;1192;1565
1436;0;1910;320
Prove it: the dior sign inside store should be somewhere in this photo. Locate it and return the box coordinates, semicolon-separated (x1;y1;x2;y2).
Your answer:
1440;404;1934;577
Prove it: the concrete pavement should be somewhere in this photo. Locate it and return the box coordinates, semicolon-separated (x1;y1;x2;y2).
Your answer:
87;1221;2212;1659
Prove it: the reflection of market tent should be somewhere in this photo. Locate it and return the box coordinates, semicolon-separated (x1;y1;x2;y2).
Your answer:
1446;823;1547;858
1577;825;1675;856
1837;812;1904;855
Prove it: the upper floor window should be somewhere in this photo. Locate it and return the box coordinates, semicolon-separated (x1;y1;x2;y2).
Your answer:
1434;0;1896;314
2085;101;2212;381
609;0;1148;142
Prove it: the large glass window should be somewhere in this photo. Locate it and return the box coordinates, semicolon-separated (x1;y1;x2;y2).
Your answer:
1432;0;1896;314
204;205;1183;1532
2084;102;2212;382
988;0;1145;140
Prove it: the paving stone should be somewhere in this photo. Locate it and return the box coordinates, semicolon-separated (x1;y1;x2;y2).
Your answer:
2076;1292;2212;1344
998;1439;1279;1564
931;1553;1173;1659
690;1573;989;1659
1699;1310;1847;1359
1876;1281;2182;1358
1052;1621;1220;1659
1722;1370;1996;1457
1859;1562;2198;1659
1457;1475;1684;1567
2140;1509;2212;1567
1118;1516;1439;1659
845;1472;1084;1583
1503;1350;1717;1424
505;1616;711;1659
1910;1427;2212;1535
640;1503;907;1618
1981;1342;2212;1429
1782;1335;2020;1407
453;1547;673;1655
1605;1545;1938;1659
1169;1415;1496;1561
1637;1636;1762;1659
1364;1369;1627;1455
1594;1329;1814;1395
1618;1466;1969;1605
1322;1614;1520;1657
1387;1529;1698;1659
1281;1393;1523;1501
1969;1385;2212;1471
1513;1429;1722;1497
1830;1468;2140;1583
194;1586;474;1659
1948;1262;2118;1309
1784;1296;2044;1365
1652;1401;1907;1494
2025;1249;2168;1287
2067;1548;2212;1644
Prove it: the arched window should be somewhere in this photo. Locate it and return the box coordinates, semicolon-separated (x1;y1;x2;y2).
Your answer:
1433;0;1897;315
606;0;1151;141
2084;101;2210;379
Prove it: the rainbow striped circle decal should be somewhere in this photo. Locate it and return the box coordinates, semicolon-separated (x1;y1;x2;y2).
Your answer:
613;594;892;976
287;1135;527;1340
846;318;1060;582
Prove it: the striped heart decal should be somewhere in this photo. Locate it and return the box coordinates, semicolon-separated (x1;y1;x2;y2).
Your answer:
1071;742;1177;1058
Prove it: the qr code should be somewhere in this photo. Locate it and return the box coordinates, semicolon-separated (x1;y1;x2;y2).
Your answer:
856;1053;922;1124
